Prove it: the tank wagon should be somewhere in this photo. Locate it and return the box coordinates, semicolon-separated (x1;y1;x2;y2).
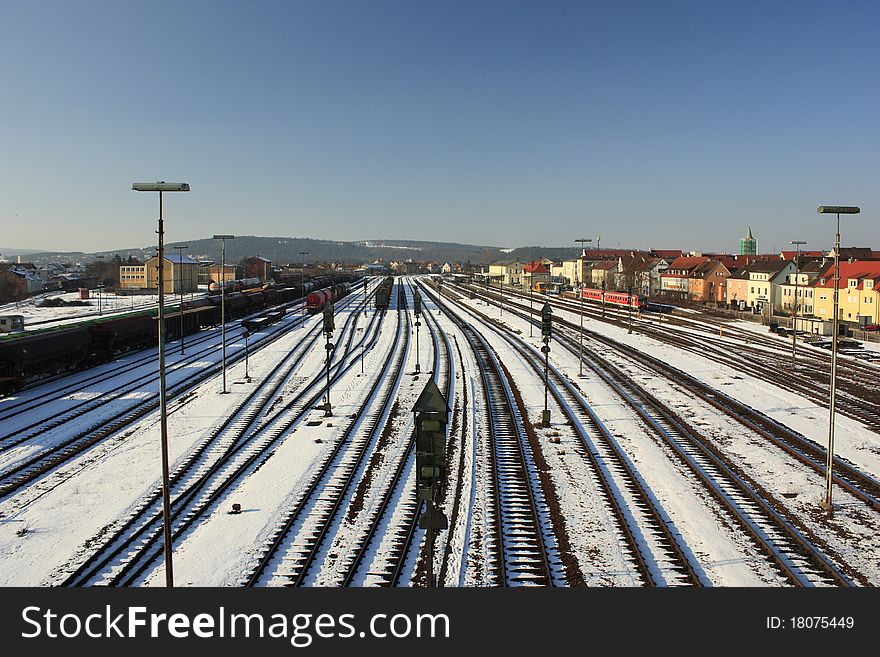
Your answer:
305;283;352;314
0;273;359;395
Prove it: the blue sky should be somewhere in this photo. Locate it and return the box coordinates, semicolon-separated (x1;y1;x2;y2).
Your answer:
0;0;876;254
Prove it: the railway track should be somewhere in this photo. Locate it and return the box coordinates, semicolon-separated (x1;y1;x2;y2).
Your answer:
488;284;880;430
458;283;880;511
0;310;320;501
1;285;381;502
453;285;857;585
243;285;410;587
340;279;454;587
438;293;560;586
61;289;384;586
424;282;702;586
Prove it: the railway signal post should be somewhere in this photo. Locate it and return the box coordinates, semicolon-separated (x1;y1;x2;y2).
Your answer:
132;180;191;588
500;277;503;316
628;285;633;334
323;301;335;417
529;282;534;337
602;280;607;318
243;329;251;383
414;378;450;587
541;302;552;427
414;289;422;374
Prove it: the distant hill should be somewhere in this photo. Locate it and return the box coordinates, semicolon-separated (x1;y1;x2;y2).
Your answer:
20;237;589;267
0;247;44;258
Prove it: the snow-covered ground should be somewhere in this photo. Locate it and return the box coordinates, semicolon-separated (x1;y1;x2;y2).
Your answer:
1;276;878;586
0;289;207;332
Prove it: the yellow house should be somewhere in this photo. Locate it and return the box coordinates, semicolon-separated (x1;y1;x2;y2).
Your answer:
813;261;880;325
487;260;524;286
119;265;147;289
144;255;199;293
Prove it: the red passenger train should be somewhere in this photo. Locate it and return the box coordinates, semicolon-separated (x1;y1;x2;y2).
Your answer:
579;287;646;310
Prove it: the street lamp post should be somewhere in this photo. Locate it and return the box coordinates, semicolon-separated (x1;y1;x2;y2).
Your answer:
575;239;592;377
173;245;189;355
212;234;235;394
132;181;190;588
299;251;310;328
817;205;859;516
790;240;806;363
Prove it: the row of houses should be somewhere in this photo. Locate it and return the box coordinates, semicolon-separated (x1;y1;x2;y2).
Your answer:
118;254;369;293
482;246;880;327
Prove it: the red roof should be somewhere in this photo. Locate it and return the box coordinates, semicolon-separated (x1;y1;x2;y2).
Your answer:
815;260;880;290
523;261;549;274
665;256;709;272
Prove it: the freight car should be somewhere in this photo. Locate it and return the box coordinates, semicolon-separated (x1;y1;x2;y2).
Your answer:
305;283;352;314
208;277;261;293
243;309;285;332
374;276;394;309
0;326;94;392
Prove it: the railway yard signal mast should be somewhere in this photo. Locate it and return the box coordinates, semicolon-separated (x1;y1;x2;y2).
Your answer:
413;378;450;587
323;301;335;417
541;302;553;427
413;289;422;374
132;180;191;588
817;205;859;516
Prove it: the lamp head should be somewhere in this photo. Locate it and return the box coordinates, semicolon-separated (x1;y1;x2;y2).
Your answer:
132;182;190;192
